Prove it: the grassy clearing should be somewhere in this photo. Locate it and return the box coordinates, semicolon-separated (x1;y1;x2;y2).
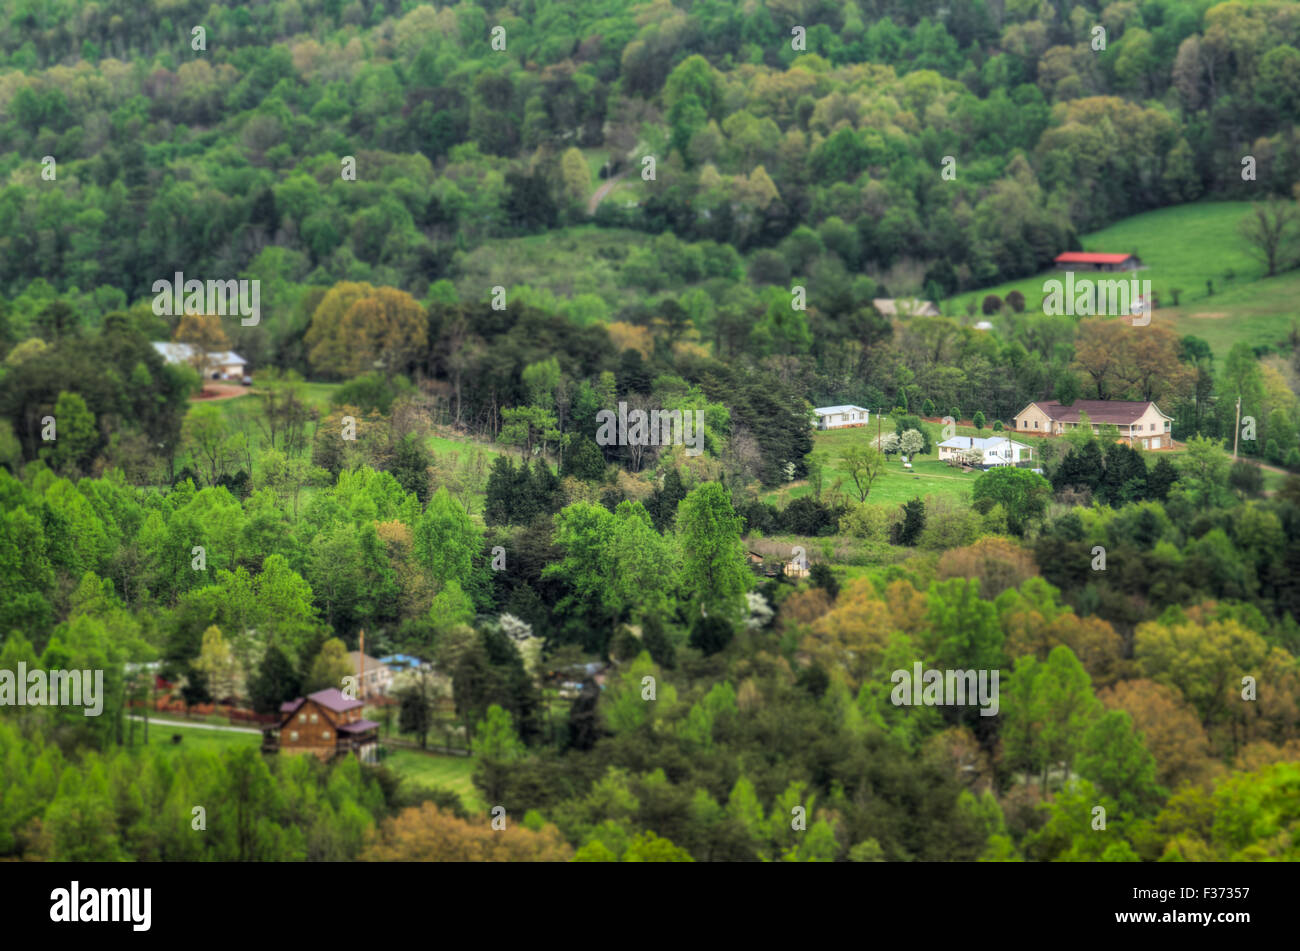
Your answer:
762;415;987;509
183;380;340;479
427;433;502;461
1162;272;1300;357
135;718;261;757
135;716;483;812
947;201;1299;359
382;749;482;813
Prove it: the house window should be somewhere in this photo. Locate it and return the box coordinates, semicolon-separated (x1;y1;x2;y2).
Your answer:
322;731;331;739
289;731;298;741
1150;423;1156;431
310;713;318;723
1033;421;1038;429
1164;422;1171;431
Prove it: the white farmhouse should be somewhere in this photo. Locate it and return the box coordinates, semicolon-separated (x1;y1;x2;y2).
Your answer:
813;405;871;430
152;341;248;380
938;435;1033;467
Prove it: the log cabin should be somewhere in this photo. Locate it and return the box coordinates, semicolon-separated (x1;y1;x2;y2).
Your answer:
261;688;379;763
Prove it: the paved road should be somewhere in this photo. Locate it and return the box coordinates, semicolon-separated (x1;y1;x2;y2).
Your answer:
128;715;262;735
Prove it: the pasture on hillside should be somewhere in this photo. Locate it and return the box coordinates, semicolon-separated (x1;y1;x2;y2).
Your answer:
948;202;1298;359
762;415;984;510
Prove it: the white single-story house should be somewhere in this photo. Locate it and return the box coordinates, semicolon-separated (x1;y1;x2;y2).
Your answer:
938;435;1033;467
151;341;248;380
813;405;871;430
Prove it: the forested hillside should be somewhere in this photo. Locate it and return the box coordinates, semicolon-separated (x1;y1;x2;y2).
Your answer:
2;0;1300;868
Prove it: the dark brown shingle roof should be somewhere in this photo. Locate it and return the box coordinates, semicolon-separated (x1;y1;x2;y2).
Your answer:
1033;400;1165;425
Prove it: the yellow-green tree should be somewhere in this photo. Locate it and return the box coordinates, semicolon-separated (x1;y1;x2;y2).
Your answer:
305;637;353;694
193;625;243;701
338;286;427;378
559;147;590;210
361;802;572;861
304;281;375;378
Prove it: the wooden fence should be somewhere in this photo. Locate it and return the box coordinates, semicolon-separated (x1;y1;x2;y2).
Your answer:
126;698;278;726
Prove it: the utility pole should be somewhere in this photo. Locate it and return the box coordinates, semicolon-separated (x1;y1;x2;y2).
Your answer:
1233;395;1241;460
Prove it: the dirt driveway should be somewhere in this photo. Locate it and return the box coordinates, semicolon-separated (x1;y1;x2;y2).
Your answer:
190;383;248;401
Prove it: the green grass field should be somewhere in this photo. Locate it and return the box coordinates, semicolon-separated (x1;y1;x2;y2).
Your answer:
948;202;1299;359
427;433;501;461
133;717;483;811
763;415;988;508
382;749;482;813
135;718;261;757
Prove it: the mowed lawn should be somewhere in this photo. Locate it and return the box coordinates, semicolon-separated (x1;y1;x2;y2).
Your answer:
137;718;261;757
948;201;1297;360
134;719;484;812
764;415;986;508
383;749;482;813
194;379;341;458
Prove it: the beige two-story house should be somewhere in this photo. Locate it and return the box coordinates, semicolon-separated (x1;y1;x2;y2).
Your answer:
1012;400;1173;449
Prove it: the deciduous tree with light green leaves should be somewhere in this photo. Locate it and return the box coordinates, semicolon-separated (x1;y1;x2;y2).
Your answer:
676;482;750;623
600;652;677;734
607;500;680;623
1076;709;1166;817
1002;645;1101;793
41;391;96;476
193;625;242;702
841;444;886;501
971;467;1052;536
413;486;486;604
305;637;353;694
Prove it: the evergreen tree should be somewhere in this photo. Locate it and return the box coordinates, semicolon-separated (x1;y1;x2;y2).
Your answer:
1098;441;1149;505
248;644;302;714
1148;456;1178;500
561;434;607;482
391;432;433;503
641;613;677;668
484;456;516;526
895;497;926;545
1052;442;1104;495
529;459;562;517
649;467;689;532
512;459;541;524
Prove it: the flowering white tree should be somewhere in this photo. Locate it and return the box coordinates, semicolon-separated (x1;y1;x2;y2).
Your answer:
874;432;900;454
899;429;924;456
745;591;774;630
499;613;543;680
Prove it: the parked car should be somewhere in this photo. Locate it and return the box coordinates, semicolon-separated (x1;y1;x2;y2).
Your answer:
240;375;253;386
